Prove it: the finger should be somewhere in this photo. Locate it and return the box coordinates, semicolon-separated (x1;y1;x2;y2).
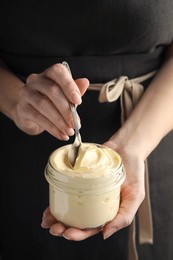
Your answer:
26;76;76;129
42;207;51;218
28;90;75;136
20;104;70;140
62;227;101;241
20;85;74;137
41;214;57;229
75;78;90;96
18;82;71;138
27;73;89;98
49;223;101;240
103;212;134;240
44;63;82;105
103;190;144;239
103;140;119;151
49;222;68;236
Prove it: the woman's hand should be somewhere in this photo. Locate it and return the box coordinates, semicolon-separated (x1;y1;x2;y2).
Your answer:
41;42;173;240
41;137;145;240
101;139;145;239
13;63;89;140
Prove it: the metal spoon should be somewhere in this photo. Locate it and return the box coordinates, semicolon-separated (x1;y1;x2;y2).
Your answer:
62;61;82;167
69;103;82;167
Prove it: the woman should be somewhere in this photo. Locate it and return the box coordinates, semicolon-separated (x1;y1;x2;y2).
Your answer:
0;1;173;260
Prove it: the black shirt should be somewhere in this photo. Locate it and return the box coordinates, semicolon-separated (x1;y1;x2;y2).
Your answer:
0;0;173;81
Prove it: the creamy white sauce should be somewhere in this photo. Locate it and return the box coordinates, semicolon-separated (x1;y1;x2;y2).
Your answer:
46;143;125;229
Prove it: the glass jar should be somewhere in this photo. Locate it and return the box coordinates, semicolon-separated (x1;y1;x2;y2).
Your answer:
44;143;126;229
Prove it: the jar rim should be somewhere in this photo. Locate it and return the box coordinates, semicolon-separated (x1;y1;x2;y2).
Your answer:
45;162;126;195
44;143;126;195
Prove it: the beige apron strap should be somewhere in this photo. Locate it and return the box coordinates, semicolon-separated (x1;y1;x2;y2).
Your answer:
138;160;153;244
128;161;153;260
128;218;138;260
89;70;156;260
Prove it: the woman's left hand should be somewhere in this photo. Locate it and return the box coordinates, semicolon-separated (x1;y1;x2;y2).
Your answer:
41;137;145;240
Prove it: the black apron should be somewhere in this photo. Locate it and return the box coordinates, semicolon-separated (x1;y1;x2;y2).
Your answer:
0;1;173;259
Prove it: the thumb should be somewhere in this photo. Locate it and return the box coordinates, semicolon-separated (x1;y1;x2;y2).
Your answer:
75;78;90;96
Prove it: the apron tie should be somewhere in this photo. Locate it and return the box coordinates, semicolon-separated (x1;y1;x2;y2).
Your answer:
88;70;156;260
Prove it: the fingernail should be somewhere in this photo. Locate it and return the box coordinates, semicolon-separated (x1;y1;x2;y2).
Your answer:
71;91;82;104
61;134;69;141
49;229;61;236
63;234;71;240
67;128;75;136
103;227;117;240
41;221;49;229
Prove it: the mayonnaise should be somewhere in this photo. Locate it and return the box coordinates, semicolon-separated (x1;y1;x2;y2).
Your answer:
45;143;125;229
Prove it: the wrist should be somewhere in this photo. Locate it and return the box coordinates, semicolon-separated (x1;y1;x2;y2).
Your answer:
108;120;158;161
0;83;24;121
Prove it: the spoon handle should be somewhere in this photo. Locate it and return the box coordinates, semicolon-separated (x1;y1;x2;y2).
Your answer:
62;61;72;75
70;103;81;141
62;61;81;142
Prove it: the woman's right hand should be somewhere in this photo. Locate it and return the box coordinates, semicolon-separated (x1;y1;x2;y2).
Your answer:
13;63;89;140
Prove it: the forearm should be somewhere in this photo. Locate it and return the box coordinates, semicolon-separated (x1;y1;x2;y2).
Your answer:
115;55;173;160
0;58;24;120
